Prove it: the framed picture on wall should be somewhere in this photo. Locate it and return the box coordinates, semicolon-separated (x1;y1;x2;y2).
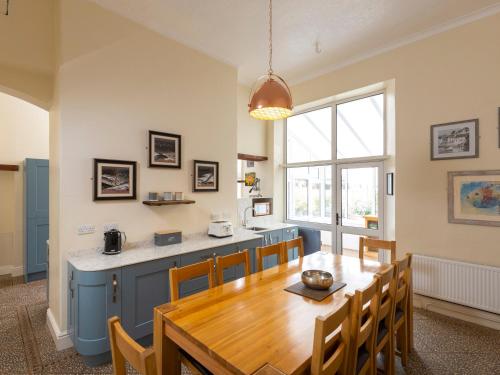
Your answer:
448;170;500;227
193;160;219;192
430;119;479;160
148;131;181;168
94;159;137;201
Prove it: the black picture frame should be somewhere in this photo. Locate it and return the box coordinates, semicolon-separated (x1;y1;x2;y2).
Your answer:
193;160;219;192
93;159;137;201
148;130;181;169
430;119;479;160
386;172;394;196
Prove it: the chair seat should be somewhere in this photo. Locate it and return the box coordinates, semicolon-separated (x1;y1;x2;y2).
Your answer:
356;345;370;374
180;349;213;375
377;323;389;345
394;307;404;323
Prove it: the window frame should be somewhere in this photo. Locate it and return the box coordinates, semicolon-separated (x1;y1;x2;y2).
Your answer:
283;89;387;232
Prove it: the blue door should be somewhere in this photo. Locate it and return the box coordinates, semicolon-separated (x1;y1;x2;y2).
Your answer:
25;158;49;281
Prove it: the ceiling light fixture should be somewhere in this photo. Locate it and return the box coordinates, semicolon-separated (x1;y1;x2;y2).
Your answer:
248;0;293;121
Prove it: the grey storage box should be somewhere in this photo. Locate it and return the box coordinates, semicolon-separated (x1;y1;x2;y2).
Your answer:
154;230;182;247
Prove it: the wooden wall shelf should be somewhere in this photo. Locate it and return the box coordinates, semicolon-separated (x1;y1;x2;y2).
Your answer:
237;153;268;162
143;200;195;206
0;164;19;171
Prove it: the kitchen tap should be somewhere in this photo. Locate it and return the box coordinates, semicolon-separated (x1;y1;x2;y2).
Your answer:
243;206;255;228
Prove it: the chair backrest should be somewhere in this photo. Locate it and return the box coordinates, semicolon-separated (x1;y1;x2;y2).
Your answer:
358;237;396;263
348;277;380;375
169;258;215;301
393;253;412;308
108;316;156;375
285;236;305;258
311;297;351;375
215;249;251;285
256;242;287;272
374;265;396;341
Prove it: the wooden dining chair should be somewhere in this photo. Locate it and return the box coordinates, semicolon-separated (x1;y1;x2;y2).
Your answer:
284;236;305;258
391;253;412;370
169;258;215;301
347;277;380;375
256;242;287;272
359;237;396;263
215;249;251;285
373;265;396;375
108;316;156;375
311;296;352;375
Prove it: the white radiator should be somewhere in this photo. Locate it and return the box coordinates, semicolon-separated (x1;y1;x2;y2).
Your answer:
412;254;500;314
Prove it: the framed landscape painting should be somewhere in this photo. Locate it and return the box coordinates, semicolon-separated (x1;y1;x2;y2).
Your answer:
193;160;219;192
149;131;181;168
448;170;500;227
94;159;137;201
430;119;479;160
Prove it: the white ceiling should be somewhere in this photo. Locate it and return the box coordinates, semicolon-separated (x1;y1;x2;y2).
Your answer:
92;0;500;85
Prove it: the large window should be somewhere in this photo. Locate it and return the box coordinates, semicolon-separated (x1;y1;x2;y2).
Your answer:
285;92;386;255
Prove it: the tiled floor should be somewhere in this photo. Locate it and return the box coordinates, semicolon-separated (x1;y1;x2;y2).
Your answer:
0;278;498;374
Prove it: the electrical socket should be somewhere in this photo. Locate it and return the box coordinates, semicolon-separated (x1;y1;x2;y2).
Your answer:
78;224;96;235
103;223;119;232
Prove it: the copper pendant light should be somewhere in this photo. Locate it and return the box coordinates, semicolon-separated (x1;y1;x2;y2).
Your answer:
248;0;293;121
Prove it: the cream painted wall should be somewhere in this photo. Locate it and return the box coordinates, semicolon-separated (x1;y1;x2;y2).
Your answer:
0;0;54;108
0;92;49;275
290;13;500;266
49;0;238;331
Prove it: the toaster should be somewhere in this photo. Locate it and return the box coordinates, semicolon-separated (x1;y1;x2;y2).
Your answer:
208;221;234;238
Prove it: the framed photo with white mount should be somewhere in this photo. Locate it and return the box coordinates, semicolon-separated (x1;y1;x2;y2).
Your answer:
148;131;181;168
193;160;219;192
94;159;137;201
430;119;479;161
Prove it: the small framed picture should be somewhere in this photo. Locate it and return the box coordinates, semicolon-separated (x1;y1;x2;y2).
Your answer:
149;131;181;168
448;170;500;227
386;173;394;196
193;160;219;192
94;159;137;201
430;119;479;160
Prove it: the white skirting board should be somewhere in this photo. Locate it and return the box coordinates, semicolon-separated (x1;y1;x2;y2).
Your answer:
413;293;500;330
46;308;73;351
0;265;24;277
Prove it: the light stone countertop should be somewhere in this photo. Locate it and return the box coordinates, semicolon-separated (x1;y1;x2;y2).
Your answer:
67;223;298;272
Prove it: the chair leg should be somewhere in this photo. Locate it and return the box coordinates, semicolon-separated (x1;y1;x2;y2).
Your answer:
396;321;408;367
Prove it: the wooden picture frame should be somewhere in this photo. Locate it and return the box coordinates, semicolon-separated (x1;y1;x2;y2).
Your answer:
430;119;479;160
193;160;219;192
448;170;500;227
94;159;137;201
148;131;181;168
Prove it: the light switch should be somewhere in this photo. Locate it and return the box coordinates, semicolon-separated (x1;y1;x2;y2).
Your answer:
78;224;96;235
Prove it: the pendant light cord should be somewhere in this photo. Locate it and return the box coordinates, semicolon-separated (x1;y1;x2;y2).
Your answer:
268;0;273;75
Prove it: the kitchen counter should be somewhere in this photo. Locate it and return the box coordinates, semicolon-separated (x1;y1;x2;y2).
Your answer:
67;223;299;272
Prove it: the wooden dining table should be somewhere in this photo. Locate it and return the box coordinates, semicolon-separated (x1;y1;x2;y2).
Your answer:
153;253;401;375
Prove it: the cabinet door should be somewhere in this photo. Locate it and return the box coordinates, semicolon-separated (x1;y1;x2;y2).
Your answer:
261;230;283;270
73;269;121;356
122;256;179;339
283;227;299;260
179;249;215;298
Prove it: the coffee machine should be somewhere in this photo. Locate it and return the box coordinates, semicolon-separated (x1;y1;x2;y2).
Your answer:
103;229;126;255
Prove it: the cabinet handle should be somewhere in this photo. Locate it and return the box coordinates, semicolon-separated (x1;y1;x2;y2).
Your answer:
68;280;73;299
112;274;118;303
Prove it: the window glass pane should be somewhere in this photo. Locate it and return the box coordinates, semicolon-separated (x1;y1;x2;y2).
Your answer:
337;94;384;159
287;166;332;224
340;167;378;228
287;107;332;163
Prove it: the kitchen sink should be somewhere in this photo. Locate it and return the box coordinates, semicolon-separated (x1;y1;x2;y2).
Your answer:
245;226;268;232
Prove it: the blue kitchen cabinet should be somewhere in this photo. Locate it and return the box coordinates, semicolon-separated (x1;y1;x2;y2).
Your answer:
179;248;215;298
69;268;122;358
259;229;284;270
283;227;299;260
121;256;180;339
